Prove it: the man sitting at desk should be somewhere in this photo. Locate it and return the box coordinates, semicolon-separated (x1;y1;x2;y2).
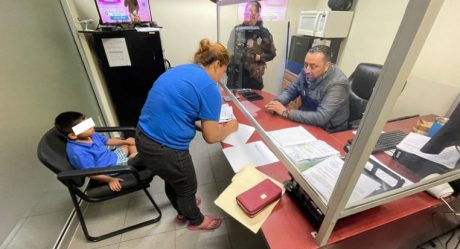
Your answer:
265;45;350;132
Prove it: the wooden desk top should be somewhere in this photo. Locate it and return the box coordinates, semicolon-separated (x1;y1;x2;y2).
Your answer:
223;91;442;248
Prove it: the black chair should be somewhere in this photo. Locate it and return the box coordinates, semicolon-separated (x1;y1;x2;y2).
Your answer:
37;127;161;242
348;63;383;129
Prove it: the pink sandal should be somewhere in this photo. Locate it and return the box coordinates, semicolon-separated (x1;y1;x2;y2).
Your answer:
187;215;222;231
176;196;202;223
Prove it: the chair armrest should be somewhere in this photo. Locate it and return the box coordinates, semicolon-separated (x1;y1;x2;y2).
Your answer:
57;165;140;181
94;126;136;132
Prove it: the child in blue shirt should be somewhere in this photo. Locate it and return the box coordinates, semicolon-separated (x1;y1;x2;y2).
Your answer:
55;111;138;192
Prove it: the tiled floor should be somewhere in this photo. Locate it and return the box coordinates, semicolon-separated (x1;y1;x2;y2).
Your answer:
66;135;268;249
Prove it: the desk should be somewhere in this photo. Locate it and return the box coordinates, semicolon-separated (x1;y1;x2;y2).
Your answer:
224;91;455;248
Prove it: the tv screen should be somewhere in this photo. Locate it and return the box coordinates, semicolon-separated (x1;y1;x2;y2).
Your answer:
95;0;152;25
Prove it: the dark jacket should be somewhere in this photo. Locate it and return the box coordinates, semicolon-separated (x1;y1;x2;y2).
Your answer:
227;21;276;90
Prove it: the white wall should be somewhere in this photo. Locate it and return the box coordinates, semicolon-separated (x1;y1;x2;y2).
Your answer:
399;0;460;117
337;0;410;75
0;0;101;246
338;0;460;118
151;0;218;65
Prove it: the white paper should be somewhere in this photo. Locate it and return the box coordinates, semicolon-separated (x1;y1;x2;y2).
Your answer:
268;126;317;147
219;104;235;123
301;156;381;206
282;140;339;162
396;132;460;169
222;123;255;146
222;141;279;172
134;27;161;32
102;38;132;67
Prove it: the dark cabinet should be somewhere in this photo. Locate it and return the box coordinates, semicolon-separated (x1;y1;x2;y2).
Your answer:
91;30;165;126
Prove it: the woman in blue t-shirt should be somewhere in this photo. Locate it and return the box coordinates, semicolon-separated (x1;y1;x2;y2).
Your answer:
135;39;238;231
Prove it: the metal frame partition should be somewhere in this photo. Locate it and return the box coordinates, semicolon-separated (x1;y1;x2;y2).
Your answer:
219;0;458;246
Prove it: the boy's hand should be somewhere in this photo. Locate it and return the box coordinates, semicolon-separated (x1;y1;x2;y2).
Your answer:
108;178;124;192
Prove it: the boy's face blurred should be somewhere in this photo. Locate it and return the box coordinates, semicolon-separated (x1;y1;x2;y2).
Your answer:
68;117;95;140
76;127;95;139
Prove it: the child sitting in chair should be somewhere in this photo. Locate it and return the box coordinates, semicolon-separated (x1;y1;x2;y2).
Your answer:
54;111;138;192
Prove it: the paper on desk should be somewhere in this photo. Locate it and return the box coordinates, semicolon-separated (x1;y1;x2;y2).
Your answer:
101;38;131;67
219;103;235;123
268;126;317;147
282;140;339;162
214;165;284;234
134;27;161;32
222;123;255;146
301;156;380;206
222;141;279;172
396;132;460;169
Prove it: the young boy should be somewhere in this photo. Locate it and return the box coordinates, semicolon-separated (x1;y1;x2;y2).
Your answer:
54;111;138;192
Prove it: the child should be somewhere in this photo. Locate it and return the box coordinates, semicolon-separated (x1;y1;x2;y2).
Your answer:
54;111;138;192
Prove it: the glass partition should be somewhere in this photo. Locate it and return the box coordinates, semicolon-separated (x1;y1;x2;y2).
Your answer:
218;0;455;246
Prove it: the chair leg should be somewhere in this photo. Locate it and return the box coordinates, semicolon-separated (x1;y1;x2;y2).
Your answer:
68;186;162;242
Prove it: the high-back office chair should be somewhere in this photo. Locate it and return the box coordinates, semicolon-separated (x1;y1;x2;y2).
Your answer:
281;69;302;109
37;127;161;242
348;63;383;129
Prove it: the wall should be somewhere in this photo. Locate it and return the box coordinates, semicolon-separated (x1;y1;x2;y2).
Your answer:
0;0;102;247
338;0;460;117
394;0;460;117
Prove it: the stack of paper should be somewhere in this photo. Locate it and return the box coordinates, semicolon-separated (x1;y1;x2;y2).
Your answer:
396;132;460;169
268;126;339;171
301;156;381;206
268;126;316;147
282;140;340;171
222;141;279;172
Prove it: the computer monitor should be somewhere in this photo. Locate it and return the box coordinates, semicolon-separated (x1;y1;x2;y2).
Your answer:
421;102;460;154
94;0;152;25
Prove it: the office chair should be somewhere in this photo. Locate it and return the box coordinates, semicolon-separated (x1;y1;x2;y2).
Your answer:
348;63;383;129
37;127;161;242
282;69;302;109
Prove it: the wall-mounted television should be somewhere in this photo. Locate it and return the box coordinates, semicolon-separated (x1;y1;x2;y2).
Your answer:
94;0;152;25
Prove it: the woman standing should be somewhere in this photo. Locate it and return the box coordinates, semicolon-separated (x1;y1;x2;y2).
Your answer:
227;1;276;90
135;39;238;230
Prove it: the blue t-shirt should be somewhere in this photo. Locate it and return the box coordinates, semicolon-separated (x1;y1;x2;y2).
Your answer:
66;132;117;169
138;64;221;150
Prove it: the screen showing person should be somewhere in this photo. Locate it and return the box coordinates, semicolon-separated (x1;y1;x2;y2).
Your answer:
95;0;152;24
421;102;460;154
